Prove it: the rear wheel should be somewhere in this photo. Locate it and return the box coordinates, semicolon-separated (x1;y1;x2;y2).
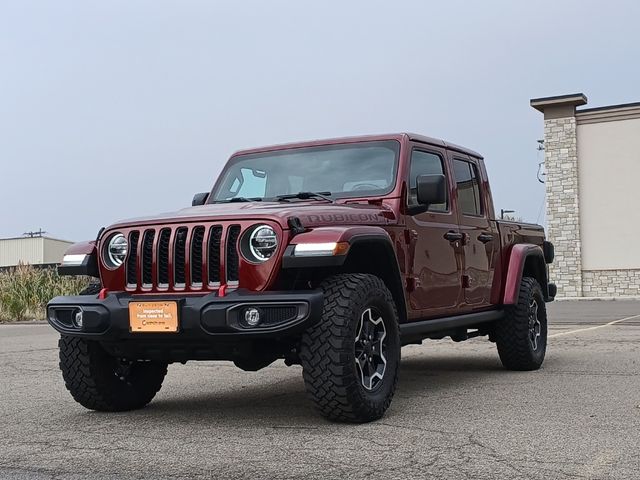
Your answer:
494;276;547;371
300;274;400;423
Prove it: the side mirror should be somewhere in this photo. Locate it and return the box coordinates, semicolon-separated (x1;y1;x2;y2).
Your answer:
416;174;446;206
192;192;209;206
408;174;446;215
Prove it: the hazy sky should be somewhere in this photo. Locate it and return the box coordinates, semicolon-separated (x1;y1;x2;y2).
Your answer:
2;0;639;241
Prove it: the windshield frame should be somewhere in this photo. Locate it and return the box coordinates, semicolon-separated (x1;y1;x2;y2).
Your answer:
208;140;402;203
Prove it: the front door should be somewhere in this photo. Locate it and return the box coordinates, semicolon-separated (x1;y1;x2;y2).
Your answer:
451;156;497;307
405;146;463;318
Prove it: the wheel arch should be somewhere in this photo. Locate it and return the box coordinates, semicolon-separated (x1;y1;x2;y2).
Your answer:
58;241;100;278
281;226;407;323
341;234;408;324
503;244;550;304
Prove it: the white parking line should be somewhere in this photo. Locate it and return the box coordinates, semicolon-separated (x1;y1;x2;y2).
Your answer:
549;314;640;338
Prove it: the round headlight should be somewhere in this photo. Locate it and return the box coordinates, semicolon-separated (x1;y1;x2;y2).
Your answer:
246;225;278;262
104;233;128;269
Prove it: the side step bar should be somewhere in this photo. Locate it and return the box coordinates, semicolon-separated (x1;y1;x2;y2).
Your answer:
400;309;504;339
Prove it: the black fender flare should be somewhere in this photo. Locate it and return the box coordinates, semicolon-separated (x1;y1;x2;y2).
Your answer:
282;228;407;323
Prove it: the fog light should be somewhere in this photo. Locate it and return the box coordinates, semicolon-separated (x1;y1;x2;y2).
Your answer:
73;309;83;328
244;308;261;327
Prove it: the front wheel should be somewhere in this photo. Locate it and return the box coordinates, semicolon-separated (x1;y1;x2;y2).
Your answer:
59;336;168;411
494;276;547;371
300;274;400;423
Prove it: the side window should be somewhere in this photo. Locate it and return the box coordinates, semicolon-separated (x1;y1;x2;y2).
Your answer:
453;159;483;216
409;150;448;212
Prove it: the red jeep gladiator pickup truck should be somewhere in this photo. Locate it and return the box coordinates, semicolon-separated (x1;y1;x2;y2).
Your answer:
48;133;555;423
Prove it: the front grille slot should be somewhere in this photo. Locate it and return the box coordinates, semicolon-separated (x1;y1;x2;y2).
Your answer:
190;226;205;286
122;223;245;292
174;227;188;286
157;228;171;286
208;226;222;285
226;225;241;283
141;230;155;287
126;231;140;286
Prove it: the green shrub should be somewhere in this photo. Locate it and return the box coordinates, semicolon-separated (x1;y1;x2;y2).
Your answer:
0;264;90;321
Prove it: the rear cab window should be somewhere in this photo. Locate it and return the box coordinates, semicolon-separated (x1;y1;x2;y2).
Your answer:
453;159;484;216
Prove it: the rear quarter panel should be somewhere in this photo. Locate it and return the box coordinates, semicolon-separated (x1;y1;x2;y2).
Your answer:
492;221;545;305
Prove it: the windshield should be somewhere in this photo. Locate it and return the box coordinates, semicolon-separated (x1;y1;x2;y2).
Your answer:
209;140;400;202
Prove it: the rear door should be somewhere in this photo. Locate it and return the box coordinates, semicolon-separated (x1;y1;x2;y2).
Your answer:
451;155;497;307
405;145;463;318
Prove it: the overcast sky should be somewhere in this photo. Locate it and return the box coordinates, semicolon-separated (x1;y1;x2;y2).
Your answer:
2;0;639;241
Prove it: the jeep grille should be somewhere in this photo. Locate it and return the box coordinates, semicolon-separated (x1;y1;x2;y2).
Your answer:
124;224;241;292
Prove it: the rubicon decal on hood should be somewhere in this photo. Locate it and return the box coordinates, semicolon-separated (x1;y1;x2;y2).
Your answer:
300;212;388;226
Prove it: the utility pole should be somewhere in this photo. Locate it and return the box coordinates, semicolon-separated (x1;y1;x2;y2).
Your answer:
500;209;515;220
23;229;47;238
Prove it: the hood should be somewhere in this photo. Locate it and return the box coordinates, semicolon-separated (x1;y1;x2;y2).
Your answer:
108;200;398;230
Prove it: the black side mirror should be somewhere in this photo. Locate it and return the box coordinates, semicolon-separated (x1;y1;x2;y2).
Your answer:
408;174;446;215
192;192;209;206
417;174;446;206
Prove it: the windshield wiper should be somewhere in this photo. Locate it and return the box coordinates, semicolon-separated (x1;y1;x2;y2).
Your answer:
275;191;334;203
215;197;263;203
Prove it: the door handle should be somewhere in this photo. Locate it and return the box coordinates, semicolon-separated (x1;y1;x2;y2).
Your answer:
478;233;494;244
443;231;463;242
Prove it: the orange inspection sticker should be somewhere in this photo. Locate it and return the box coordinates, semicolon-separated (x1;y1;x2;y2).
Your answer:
129;301;179;333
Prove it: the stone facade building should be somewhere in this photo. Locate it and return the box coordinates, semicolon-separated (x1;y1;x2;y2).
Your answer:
531;93;640;298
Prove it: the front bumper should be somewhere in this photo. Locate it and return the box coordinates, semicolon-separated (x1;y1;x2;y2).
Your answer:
47;289;324;341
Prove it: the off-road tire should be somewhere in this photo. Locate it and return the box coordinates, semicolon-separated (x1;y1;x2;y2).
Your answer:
494;276;547;371
57;283;167;411
59;336;167;411
300;274;400;423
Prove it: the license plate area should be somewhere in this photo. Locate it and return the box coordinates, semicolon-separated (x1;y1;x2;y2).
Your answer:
129;301;179;333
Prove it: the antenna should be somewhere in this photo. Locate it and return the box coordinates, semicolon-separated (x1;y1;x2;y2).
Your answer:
23;228;47;238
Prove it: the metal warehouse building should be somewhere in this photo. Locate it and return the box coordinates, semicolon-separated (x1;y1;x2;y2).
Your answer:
531;93;640;298
0;236;73;269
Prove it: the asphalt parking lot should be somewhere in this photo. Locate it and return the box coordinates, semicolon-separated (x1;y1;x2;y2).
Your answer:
1;301;639;480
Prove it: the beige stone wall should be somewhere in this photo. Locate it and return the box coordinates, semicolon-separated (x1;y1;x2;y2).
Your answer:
544;116;582;297
575;107;640;297
582;269;640;297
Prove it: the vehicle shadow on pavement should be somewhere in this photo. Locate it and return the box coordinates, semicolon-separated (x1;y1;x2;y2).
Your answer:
118;351;527;425
138;374;322;425
397;354;507;394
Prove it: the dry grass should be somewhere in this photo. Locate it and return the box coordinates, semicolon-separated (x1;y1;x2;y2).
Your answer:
0;264;90;321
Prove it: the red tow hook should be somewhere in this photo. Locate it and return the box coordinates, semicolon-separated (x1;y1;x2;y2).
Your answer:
98;288;109;300
218;284;227;297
